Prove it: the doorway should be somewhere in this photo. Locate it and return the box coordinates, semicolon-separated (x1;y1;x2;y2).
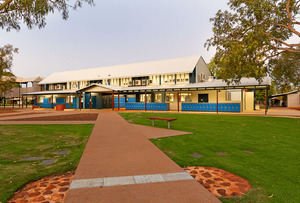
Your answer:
198;94;208;103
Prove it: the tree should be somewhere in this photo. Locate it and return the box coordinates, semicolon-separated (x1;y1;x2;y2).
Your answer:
269;51;300;92
0;0;94;95
0;0;94;31
207;57;222;79
0;44;18;96
205;0;300;83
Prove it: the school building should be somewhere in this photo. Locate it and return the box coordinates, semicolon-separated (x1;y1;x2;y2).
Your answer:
23;56;271;112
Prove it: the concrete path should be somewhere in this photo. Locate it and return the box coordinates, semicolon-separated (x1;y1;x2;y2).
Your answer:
65;111;219;203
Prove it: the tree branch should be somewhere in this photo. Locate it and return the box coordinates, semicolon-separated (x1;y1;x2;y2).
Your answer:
266;34;300;47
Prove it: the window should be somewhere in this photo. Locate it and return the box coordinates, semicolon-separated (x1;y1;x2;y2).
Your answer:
155;94;162;102
166;93;174;102
225;92;231;101
140;94;151;102
180;93;192;102
39;96;44;103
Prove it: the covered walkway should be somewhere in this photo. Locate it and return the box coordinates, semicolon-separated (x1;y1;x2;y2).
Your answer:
65;111;219;202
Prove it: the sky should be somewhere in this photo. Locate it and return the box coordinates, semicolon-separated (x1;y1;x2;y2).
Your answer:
1;0;230;78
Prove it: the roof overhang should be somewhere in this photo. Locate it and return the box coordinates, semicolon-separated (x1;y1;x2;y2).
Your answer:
269;90;298;98
77;84;123;93
22;90;77;95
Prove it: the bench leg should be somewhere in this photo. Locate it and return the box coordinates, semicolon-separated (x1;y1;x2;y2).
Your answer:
152;120;155;127
168;121;170;129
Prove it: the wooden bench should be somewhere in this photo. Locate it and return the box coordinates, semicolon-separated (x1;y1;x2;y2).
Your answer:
147;117;177;129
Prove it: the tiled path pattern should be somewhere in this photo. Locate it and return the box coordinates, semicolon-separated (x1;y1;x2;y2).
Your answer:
8;171;74;203
184;167;252;198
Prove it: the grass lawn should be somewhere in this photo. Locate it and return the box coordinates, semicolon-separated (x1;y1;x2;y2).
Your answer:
0;124;94;202
120;112;300;203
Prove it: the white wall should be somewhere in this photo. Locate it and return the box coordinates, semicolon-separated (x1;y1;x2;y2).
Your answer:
288;92;300;107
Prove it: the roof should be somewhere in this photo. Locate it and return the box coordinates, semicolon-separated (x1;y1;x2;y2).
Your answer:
77;77;271;93
269;90;298;98
16;76;44;83
24;77;271;95
22;90;77;95
39;56;201;85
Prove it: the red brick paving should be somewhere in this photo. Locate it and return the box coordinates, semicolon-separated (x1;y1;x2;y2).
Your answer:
184;166;251;198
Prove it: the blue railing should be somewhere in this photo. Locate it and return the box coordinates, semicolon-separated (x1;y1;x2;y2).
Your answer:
182;103;240;112
125;103;168;111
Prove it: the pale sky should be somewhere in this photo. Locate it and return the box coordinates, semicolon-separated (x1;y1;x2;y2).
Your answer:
1;0;229;78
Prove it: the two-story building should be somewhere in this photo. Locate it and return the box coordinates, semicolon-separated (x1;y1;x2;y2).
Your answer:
2;76;44;106
24;56;271;112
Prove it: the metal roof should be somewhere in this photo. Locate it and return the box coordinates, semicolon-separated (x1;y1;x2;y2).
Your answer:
25;77;271;95
269;90;298;98
16;76;44;83
39;56;201;85
22;90;77;95
77;77;271;92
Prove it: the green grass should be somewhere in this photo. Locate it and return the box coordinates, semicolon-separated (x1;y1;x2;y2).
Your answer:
0;124;94;202
120;112;300;203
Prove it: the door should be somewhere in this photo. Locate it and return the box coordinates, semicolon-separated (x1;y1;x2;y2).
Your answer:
198;94;208;103
102;95;112;109
92;96;97;109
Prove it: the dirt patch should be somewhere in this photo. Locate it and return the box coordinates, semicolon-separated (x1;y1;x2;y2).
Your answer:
9;113;99;121
0;112;45;118
8;171;74;203
184;166;251;198
0;108;17;113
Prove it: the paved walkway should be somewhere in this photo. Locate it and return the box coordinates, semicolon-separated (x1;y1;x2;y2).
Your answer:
65;111;219;202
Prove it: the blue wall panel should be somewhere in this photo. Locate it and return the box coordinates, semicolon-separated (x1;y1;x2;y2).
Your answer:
182;103;240;112
114;97;126;108
127;97;136;103
125;103;168;111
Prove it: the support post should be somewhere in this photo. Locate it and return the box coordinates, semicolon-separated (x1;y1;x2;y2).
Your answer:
69;95;71;109
51;95;53;109
13;97;14;108
19;85;20;108
79;93;81;110
118;92;120;111
3;97;5;108
22;95;23;108
177;92;180;112
112;91;114;111
145;92;147;111
265;88;268;115
89;93;92;110
253;88;256;110
35;96;37;106
216;90;219;114
26;97;27;108
241;89;243;112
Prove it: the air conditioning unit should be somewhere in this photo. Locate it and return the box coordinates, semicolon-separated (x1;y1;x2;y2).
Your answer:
208;76;214;82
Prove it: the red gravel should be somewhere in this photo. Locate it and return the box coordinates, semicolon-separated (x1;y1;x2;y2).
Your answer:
184;166;251;198
8;171;74;203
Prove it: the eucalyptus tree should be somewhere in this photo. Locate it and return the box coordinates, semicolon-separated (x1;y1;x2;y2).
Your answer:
205;0;300;83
